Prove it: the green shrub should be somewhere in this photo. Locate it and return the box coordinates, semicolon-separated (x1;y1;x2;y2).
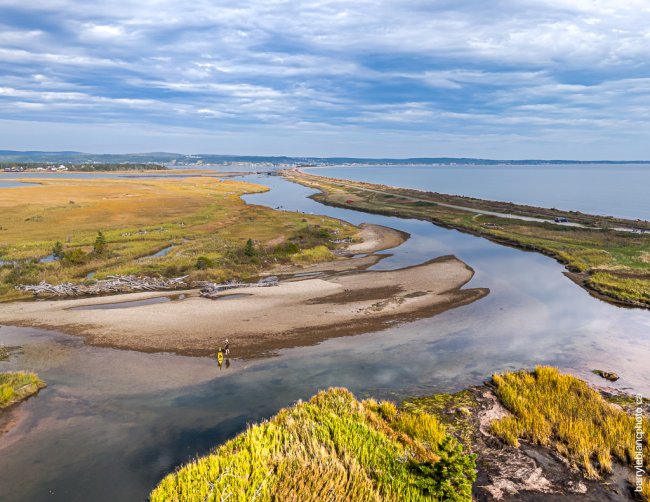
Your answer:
244;238;256;257
63;248;88;265
93;231;107;255
52;241;65;259
272;241;300;257
195;256;213;270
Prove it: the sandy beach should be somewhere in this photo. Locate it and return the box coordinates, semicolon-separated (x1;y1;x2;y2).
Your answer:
0;256;487;358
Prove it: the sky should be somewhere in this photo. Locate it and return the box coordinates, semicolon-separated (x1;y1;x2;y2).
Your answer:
1;0;650;158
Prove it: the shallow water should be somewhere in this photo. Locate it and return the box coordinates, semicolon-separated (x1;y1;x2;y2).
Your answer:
0;173;649;501
213;293;252;301
0;181;38;188
68;296;173;310
312;164;650;220
148;245;175;258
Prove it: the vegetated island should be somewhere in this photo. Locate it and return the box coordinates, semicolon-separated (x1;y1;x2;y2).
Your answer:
150;366;649;501
285;170;650;309
0;371;45;411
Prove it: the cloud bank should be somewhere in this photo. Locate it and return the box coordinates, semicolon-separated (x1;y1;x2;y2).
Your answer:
1;0;650;158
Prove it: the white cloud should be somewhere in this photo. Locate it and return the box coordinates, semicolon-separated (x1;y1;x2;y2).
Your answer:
80;24;127;41
1;0;650;156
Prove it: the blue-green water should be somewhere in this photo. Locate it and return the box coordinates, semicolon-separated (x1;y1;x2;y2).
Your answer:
311;164;650;220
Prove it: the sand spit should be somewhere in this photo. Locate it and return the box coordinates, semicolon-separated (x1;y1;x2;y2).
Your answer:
346;223;408;254
0;257;487;359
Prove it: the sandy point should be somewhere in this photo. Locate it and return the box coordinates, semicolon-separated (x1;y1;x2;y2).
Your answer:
0;256;488;359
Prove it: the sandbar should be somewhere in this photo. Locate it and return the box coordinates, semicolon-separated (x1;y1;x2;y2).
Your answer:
0;256;487;358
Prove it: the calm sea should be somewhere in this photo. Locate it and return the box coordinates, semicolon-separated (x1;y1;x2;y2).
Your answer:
311;164;650;221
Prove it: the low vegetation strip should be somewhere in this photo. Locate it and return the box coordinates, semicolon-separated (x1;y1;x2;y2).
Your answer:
490;366;650;481
150;388;476;502
286;171;650;308
0;371;46;408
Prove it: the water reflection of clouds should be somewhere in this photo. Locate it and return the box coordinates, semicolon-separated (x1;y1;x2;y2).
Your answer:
245;175;650;394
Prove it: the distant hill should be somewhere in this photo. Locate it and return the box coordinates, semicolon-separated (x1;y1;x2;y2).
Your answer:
0;150;649;166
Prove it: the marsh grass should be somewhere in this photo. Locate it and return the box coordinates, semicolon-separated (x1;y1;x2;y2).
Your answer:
293;174;650;307
0;371;45;408
489;366;650;482
0;177;356;300
150;388;476;502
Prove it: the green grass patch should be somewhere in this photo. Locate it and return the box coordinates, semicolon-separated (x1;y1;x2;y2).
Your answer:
151;388;476;501
0;371;46;408
587;271;650;304
490;366;650;480
289;245;334;264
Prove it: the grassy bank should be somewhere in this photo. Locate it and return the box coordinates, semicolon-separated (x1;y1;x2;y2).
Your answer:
151;388;476;502
0;372;46;408
286;171;650;308
490;366;649;480
151;368;649;500
0;177;357;301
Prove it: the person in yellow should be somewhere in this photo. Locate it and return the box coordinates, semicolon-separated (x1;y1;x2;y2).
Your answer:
217;347;224;367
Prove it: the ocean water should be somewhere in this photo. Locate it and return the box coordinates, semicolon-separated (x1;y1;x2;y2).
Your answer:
311;164;650;220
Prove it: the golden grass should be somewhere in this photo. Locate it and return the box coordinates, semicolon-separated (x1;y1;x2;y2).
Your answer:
150;388;476;502
587;271;650;304
490;366;650;481
0;371;46;408
289;244;334;263
0;177;357;300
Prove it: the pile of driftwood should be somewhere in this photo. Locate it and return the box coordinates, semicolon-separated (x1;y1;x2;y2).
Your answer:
18;275;189;298
199;276;279;298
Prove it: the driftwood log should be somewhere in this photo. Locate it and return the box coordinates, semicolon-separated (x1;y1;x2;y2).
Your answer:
199;276;279;298
18;275;189;298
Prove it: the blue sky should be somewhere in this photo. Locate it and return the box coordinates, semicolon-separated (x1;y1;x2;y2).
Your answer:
1;0;650;158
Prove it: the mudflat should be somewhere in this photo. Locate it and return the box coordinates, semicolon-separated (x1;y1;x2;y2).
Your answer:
0;256;487;358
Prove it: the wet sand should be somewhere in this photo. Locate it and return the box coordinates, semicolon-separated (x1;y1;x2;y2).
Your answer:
0;257;487;358
347;223;408;253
